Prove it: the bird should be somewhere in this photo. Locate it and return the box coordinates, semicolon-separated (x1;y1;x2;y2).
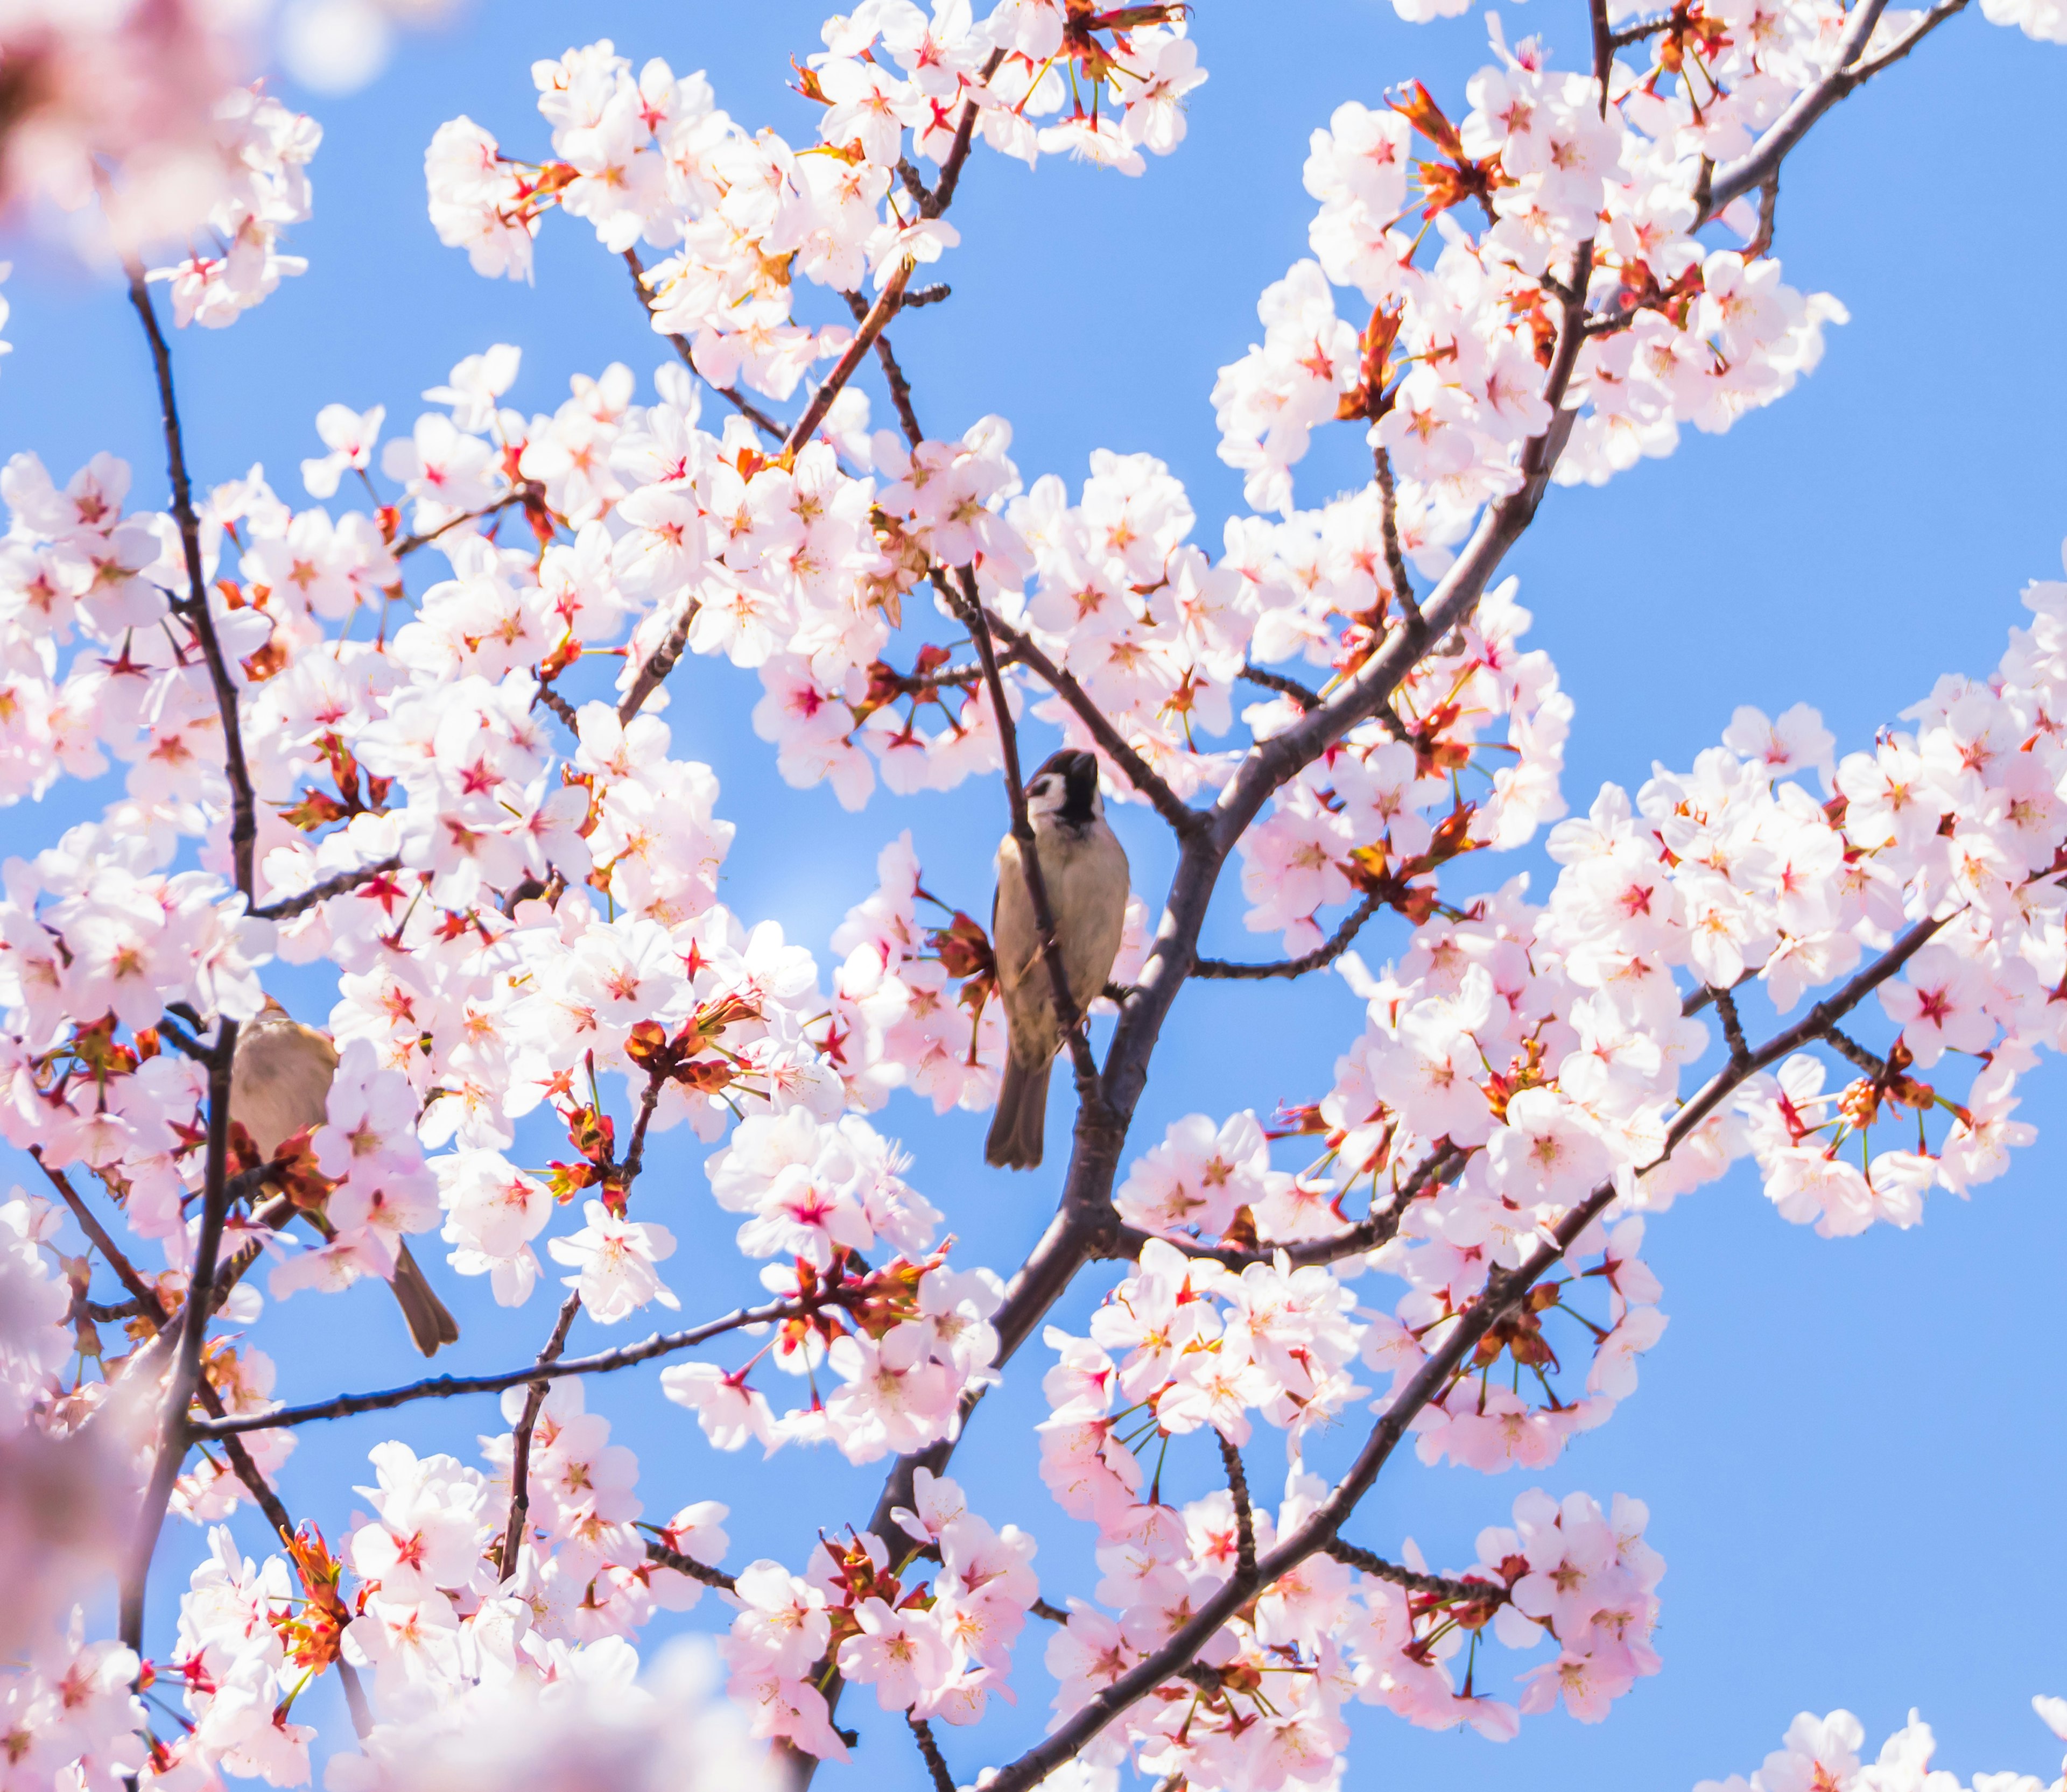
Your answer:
229;999;460;1356
986;750;1129;1171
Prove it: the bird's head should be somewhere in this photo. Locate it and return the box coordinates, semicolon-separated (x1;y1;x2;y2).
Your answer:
1026;750;1103;830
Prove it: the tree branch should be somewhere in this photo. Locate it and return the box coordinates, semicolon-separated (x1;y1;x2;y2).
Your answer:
189;1295;811;1438
128;271;258;900
618;594;701;723
251;855;406;923
1218;1434;1256;1582
1193;893;1383;982
1324;1539;1506;1607
119;1019;240;1655
392;486;541;559
1371;446;1423;631
496;1292;582;1578
846;288;926;449
906;1713;956;1792
621;248;784;441
644;1539;737;1593
1239;666;1322;711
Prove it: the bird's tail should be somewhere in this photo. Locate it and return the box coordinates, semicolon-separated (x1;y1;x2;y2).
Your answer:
390;1240;461;1357
986;1054;1052;1170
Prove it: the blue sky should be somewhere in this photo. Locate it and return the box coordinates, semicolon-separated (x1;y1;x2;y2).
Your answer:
11;0;2067;1786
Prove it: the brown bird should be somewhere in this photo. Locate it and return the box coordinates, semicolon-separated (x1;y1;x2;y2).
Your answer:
986;751;1130;1171
230;999;460;1356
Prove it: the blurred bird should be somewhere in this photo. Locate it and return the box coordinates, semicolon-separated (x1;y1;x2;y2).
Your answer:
230;999;460;1356
987;750;1129;1171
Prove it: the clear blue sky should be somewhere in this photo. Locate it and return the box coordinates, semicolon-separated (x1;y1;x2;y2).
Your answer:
11;1;2066;1786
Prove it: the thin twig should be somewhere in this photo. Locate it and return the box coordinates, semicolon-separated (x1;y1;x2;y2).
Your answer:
1324;1539;1506;1607
496;1292;583;1578
189;1295;812;1437
1821;1024;1892;1080
1218;1434;1256;1582
618;594;701;723
1744;169;1781;259
907;1713;956;1792
392;487;539;558
1712;984;1753;1068
621;249;784;441
1371;446;1423;631
119;1020;239;1654
1588;0;1616;112
846;287;926;449
1030;1597;1070;1625
644;1539;738;1593
534;681;580;733
251;855;405;923
789;266;917;454
1193;893;1383;982
128;272;258;899
1239;666;1322;711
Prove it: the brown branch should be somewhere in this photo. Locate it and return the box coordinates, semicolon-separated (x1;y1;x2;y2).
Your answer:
618;594;700;723
1030;1597;1071;1624
1588;0;1616;112
533;681;580;733
251;855;405;922
1119;1140;1465;1272
644;1539;737;1593
188;1295;810;1437
118;1018;240;1655
1218;1434;1255;1582
790;267;917;455
979;603;1202;838
392;486;540;558
920;51;1006;218
1744;169;1781;259
1193;893;1383;982
1239;666;1322;711
1324;1539;1506;1607
903;283;952;308
621;248;784;441
906;1713;956;1792
846;288;925;449
128;271;258;899
783;52;999;457
1712;983;1753;1068
496;1292;582;1578
1821;1024;1891;1080
1371;446;1422;630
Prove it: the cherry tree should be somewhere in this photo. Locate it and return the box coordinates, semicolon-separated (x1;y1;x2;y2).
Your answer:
0;2;2063;1790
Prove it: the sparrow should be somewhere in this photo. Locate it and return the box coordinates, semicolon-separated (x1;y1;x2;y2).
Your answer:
230;999;460;1357
986;750;1129;1171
